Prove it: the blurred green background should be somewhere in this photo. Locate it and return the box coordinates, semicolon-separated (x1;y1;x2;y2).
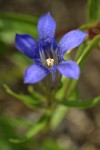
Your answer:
0;0;100;150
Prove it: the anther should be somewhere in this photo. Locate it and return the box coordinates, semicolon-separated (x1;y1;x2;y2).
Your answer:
46;58;54;68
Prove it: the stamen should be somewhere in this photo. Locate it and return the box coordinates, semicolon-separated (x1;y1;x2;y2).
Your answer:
46;58;54;68
51;45;59;65
39;49;47;66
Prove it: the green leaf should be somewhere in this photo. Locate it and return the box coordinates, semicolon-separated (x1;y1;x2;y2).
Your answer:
9;114;48;143
3;84;42;109
0;115;31;149
79;23;95;30
0;13;38;44
50;105;68;130
11;53;33;73
88;0;100;22
0;41;7;57
41;138;67;150
26;114;47;139
0;115;33;128
59;96;100;108
28;85;45;101
0;139;11;150
0;115;17;139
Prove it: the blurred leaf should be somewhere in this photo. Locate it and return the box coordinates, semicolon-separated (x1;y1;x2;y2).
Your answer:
0;41;7;56
0;115;30;150
12;53;33;64
0;13;38;44
10;114;48;143
0;115;33;128
50;105;68;130
3;84;43;109
41;138;67;150
79;23;95;30
11;53;33;72
0;116;20;150
28;85;45;101
26;114;48;139
59;96;100;108
0;139;11;150
0;115;16;139
88;0;100;22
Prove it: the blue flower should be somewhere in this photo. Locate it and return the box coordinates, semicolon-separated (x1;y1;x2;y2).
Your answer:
15;13;87;84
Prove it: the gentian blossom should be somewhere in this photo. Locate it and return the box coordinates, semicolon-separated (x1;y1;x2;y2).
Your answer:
15;13;87;84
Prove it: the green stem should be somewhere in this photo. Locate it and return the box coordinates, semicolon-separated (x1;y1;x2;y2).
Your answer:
63;35;100;100
77;35;100;65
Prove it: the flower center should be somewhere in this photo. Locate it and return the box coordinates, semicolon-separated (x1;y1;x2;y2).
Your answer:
46;58;54;68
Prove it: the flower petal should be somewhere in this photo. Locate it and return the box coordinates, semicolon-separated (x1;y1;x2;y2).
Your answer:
37;12;56;43
15;34;39;59
58;30;87;54
24;64;49;84
56;60;80;79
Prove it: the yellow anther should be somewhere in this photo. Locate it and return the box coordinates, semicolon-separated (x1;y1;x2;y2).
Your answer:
46;58;54;68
